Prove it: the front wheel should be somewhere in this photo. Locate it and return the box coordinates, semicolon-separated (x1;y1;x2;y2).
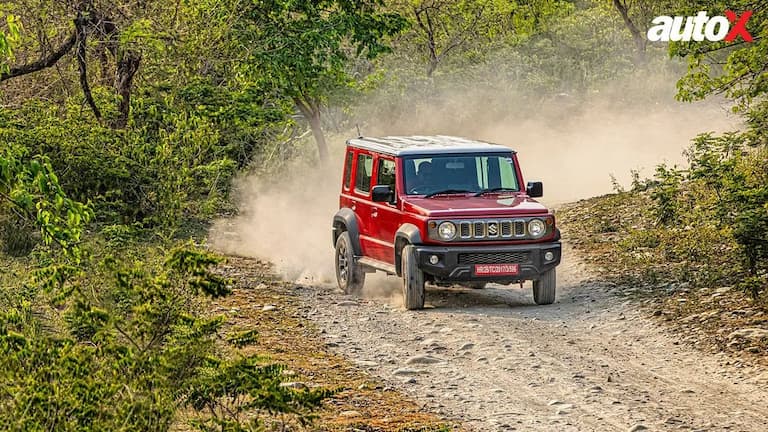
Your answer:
335;232;365;294
532;268;556;305
401;245;425;310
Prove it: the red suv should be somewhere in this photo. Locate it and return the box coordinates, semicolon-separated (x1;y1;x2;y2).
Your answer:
332;136;561;310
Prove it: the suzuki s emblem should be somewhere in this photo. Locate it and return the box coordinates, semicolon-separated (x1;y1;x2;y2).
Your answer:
488;223;498;235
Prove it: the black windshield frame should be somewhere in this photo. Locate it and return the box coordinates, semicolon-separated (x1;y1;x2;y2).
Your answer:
402;152;520;196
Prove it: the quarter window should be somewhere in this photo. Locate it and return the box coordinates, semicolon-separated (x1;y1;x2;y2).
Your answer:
377;158;396;189
343;151;354;189
355;153;373;194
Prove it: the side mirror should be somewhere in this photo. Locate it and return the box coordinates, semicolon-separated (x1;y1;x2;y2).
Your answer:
371;185;395;203
526;181;543;198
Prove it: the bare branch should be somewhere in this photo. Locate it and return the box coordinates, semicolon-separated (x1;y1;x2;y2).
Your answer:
0;31;77;82
75;15;102;120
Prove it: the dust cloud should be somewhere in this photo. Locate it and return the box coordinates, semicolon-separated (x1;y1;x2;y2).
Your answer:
209;74;740;286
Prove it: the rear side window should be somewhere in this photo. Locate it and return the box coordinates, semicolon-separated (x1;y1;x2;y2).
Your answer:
343;151;354;189
377;158;396;189
355;153;373;194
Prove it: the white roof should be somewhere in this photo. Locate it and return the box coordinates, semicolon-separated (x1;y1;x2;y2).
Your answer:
347;135;513;156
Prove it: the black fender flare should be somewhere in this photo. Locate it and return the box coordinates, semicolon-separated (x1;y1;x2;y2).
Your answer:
394;223;423;276
332;208;362;256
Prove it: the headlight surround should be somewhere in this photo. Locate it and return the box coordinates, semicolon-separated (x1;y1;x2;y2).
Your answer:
437;221;457;240
528;219;546;238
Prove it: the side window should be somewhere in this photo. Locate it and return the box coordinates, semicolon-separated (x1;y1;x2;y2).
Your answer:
355;153;373;194
343;151;354;190
376;158;396;189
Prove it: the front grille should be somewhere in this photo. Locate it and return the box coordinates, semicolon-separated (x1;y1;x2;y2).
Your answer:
459;222;471;238
457;219;527;240
458;252;530;264
514;221;526;236
473;222;485;238
431;218;545;241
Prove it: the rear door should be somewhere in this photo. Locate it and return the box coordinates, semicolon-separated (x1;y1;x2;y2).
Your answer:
368;155;401;264
351;151;375;257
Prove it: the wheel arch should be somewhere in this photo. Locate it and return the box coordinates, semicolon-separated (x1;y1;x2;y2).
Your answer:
394;223;423;276
333;208;362;256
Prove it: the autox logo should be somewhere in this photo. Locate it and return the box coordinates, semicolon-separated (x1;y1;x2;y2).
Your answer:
647;10;753;42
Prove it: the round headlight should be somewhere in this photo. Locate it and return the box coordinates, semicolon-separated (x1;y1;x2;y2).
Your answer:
528;219;546;238
437;222;457;240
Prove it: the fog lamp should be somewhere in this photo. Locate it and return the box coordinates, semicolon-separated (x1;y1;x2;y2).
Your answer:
429;255;440;265
544;251;555;261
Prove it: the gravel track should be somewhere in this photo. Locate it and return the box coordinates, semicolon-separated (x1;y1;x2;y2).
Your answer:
298;244;768;431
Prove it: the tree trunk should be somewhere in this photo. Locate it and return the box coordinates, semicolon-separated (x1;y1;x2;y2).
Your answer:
426;57;438;77
307;108;328;161
75;15;101;120
294;97;329;162
115;51;141;129
612;0;647;65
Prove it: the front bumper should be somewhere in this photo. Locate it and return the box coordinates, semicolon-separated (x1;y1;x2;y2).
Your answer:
413;242;561;283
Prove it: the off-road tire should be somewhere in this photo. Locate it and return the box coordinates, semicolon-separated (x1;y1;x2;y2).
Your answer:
532;268;556;305
465;282;487;289
401;245;425;310
335;232;365;294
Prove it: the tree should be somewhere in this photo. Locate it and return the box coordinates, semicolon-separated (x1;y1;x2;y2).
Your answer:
669;0;768;297
233;0;407;161
0;1;150;128
610;0;680;65
611;0;649;63
409;0;491;77
673;0;768;131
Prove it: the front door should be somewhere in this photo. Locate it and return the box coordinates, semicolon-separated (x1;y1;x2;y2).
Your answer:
368;156;401;264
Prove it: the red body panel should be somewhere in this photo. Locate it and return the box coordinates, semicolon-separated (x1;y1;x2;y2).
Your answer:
339;147;554;266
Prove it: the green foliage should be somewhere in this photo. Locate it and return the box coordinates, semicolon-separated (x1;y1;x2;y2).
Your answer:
0;144;93;258
0;245;333;431
672;1;768;131
648;164;684;225
644;134;768;298
0;14;20;74
234;0;407;98
0;92;253;230
186;357;336;430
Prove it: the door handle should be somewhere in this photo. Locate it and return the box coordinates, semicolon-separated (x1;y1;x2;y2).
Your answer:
371;208;378;217
350;200;356;211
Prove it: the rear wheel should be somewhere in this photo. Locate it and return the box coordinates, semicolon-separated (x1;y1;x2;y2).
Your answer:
335;232;365;294
532;268;556;305
401;245;425;310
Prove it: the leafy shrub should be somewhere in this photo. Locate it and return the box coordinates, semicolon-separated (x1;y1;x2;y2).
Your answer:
644;133;768;299
0;83;290;232
0;245;332;431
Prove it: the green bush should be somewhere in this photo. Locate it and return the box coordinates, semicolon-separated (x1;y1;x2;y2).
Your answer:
0;82;291;233
644;133;768;299
0;245;332;431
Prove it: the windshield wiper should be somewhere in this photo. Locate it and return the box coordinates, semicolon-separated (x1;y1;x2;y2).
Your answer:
423;189;473;198
473;187;517;197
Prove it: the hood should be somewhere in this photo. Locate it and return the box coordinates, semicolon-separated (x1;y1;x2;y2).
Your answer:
402;193;549;218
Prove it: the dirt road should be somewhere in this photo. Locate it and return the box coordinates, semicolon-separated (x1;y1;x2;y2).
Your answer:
296;245;768;431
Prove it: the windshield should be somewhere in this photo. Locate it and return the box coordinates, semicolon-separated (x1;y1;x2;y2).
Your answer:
403;154;519;196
